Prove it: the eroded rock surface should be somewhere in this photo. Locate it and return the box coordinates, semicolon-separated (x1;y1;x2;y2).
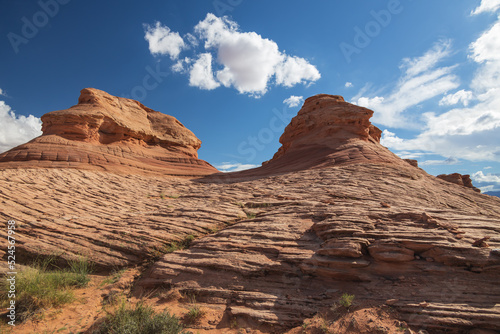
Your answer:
0;88;217;176
237;94;404;176
136;163;500;332
0;93;498;333
438;173;481;193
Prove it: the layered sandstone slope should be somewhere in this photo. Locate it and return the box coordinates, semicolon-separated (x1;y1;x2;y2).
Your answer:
137;95;500;333
0;168;246;270
137;163;500;333
233;94;403;177
0;88;217;176
1;93;499;333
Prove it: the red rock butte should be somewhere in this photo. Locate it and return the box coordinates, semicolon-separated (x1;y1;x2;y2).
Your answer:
0;88;217;176
224;94;405;178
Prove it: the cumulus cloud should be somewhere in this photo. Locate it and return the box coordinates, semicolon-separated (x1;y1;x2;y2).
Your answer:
471;0;500;15
0;99;42;153
439;89;474;106
215;162;259;172
355;40;459;128
144;22;185;59
189;53;220;90
345;82;353;88
275;56;320;88
145;14;320;97
0;88;4;96
283;95;304;108
472;171;500;184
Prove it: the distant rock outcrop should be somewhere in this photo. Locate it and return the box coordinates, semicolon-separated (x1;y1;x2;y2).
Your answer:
437;173;481;193
0;88;217;176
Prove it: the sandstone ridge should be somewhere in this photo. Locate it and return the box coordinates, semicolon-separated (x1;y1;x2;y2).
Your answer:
0;88;217;176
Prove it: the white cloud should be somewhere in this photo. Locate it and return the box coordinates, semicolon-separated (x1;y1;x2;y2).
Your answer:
471;0;500;15
185;33;199;47
275;56;320;87
345;82;353;88
400;40;454;77
472;171;500;184
355;40;459;128
439;89;474;106
0;88;4;96
215;162;259;172
366;21;500;163
470;19;500;63
484;166;493;169
394;151;429;160
194;13;320;96
283;95;304;108
144;22;185;59
0;100;42;153
479;185;497;192
420;157;459;166
146;14;320;97
189;53;220;90
171;57;192;73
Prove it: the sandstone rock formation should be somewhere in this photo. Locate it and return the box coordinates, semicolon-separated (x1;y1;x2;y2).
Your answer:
234;94;403;177
0;88;217;176
1;93;499;333
438;173;481;193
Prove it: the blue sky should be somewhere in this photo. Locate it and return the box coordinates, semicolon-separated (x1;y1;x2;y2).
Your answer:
1;0;500;193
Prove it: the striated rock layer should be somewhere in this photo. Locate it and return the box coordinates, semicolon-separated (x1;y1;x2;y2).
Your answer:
136;162;500;333
0;88;217;176
135;95;500;333
0;93;499;333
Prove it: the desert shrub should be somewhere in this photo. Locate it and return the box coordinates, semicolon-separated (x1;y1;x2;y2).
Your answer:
94;302;191;334
339;293;355;308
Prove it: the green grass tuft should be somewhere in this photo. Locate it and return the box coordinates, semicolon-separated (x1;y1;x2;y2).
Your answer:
95;302;191;334
184;304;204;325
0;257;92;322
101;268;126;287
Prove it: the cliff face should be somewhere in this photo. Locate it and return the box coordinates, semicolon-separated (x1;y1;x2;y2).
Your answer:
0;88;217;176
